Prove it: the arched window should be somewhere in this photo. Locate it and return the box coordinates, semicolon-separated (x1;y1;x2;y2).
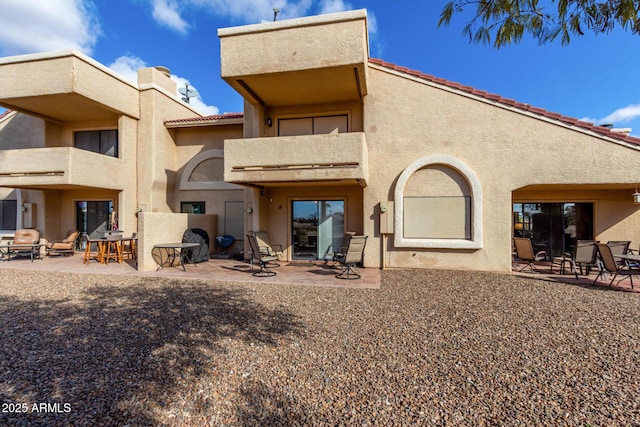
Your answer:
180;149;242;191
394;155;483;249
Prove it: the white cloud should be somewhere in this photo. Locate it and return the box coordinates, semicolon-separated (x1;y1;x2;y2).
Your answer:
581;104;640;127
109;55;147;84
152;0;190;34
108;55;219;116
148;0;374;32
171;75;220;115
0;0;100;55
318;0;351;15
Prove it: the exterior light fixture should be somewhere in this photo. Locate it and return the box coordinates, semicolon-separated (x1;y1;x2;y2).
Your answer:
633;188;640;204
266;117;273;127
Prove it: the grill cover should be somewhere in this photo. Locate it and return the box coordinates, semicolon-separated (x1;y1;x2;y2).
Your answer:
182;228;210;263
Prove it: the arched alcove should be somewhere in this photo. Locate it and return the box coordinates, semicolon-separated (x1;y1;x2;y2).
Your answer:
180;149;242;191
394;155;483;249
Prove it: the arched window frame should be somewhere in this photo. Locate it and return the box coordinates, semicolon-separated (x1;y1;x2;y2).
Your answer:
394;154;483;249
179;149;242;191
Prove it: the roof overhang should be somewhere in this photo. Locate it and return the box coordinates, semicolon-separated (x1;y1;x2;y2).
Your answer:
0;50;140;122
219;10;369;107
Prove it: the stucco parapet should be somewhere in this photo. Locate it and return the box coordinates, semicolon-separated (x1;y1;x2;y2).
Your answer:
217;9;367;37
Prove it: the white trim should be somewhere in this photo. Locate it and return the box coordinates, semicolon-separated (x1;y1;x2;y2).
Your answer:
394;155;483;249
180;149;243;191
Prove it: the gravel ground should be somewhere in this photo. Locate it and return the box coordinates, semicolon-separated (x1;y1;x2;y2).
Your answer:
0;269;639;426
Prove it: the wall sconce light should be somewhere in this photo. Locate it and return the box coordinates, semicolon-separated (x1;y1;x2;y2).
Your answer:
633;188;640;204
266;117;273;127
246;207;253;214
380;205;387;213
20;205;27;212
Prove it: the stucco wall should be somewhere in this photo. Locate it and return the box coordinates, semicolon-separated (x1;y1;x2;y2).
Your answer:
0;112;44;149
248;184;364;260
363;65;640;272
173;124;245;254
137;212;217;271
136;86;199;215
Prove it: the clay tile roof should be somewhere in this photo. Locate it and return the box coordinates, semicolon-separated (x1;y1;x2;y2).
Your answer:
368;57;640;146
0;109;13;121
165;112;244;126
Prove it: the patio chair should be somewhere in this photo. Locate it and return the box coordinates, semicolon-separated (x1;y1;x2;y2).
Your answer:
7;229;42;260
595;243;640;288
512;237;546;272
324;231;355;268
606;240;631;267
122;232;137;261
572;240;599;279
253;231;283;261
246;234;277;277
45;229;79;256
550;251;573;275
336;235;368;280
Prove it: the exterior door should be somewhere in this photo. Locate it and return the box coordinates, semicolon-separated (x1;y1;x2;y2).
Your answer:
513;202;593;258
292;200;344;260
76;201;113;240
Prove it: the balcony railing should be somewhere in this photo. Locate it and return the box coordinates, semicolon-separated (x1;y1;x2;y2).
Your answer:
224;132;368;185
0;147;124;189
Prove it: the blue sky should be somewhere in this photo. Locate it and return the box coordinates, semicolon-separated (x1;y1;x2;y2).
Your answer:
1;0;639;135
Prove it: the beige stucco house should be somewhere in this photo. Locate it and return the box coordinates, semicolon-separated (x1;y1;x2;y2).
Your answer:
1;9;640;273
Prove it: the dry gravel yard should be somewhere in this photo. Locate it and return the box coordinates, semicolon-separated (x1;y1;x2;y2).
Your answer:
0;268;639;426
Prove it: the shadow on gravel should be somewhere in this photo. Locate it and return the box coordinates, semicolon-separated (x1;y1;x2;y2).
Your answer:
0;278;304;425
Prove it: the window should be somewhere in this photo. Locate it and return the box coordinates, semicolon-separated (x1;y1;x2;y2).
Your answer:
278;114;348;136
181;202;205;214
394;155;483;249
74;130;118;157
0;200;17;230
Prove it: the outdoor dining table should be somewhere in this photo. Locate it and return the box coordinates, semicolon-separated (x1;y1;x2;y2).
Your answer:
614;253;640;266
153;242;201;271
84;236;133;265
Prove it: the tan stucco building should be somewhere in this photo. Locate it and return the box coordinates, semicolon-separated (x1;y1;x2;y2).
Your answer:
1;9;639;273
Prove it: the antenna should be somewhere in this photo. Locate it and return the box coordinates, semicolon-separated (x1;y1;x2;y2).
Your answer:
178;83;198;104
273;8;279;21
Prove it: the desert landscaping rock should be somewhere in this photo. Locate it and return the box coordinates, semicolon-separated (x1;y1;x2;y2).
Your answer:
0;269;639;426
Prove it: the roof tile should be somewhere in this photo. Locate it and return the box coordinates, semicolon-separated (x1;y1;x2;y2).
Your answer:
369;57;640;146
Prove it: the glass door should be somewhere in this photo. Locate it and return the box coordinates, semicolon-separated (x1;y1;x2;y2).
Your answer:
513;202;593;258
292;200;344;260
76;201;113;242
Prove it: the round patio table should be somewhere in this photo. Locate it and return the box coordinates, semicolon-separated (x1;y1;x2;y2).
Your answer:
152;243;201;271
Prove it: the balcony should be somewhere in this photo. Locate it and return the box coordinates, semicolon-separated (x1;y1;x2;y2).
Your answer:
218;10;369;107
224;132;368;185
0;147;125;190
0;51;139;122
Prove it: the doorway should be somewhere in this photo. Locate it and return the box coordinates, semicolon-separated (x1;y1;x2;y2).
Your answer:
513;202;593;258
76;201;113;240
292;200;344;260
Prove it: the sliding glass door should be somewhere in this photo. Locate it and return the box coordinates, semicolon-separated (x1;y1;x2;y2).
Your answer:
513;203;593;258
76;201;113;240
292;200;344;260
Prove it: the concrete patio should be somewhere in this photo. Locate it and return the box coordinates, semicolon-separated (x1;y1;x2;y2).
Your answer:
0;252;381;289
512;259;640;293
